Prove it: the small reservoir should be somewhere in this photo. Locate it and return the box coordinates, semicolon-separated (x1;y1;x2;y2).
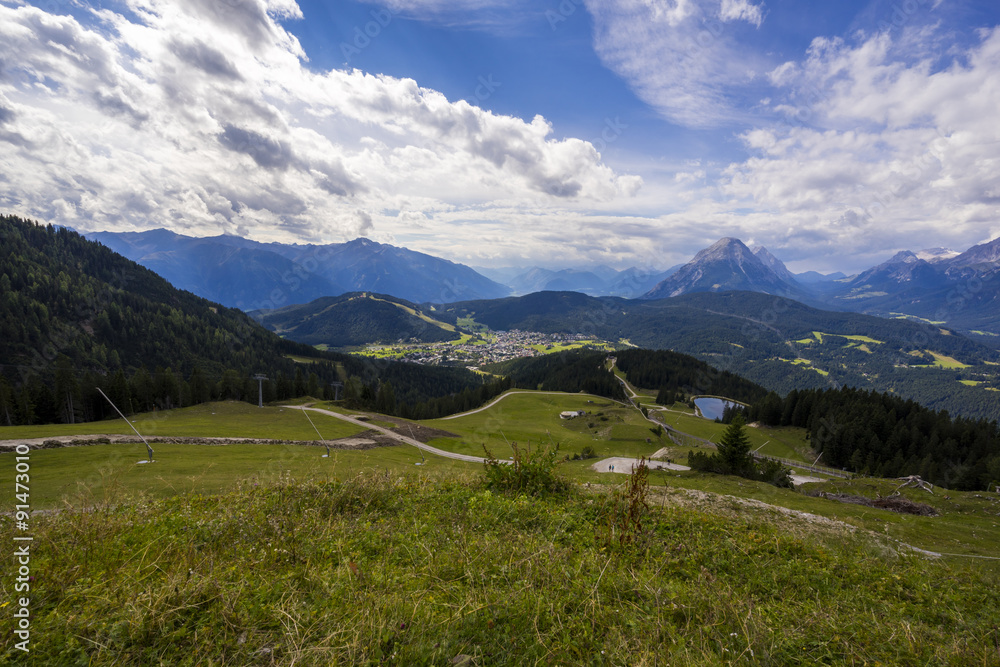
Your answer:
694;397;740;421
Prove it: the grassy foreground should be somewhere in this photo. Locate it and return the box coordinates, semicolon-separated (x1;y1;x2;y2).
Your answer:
3;472;999;665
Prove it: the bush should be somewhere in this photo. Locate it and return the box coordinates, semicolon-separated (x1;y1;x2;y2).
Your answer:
602;457;651;550
482;442;570;497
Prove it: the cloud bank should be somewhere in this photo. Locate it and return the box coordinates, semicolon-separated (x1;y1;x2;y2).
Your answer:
0;0;639;245
0;0;998;273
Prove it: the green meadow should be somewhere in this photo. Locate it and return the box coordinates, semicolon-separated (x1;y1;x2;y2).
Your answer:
5;469;1000;665
0;401;365;442
6;390;1000;566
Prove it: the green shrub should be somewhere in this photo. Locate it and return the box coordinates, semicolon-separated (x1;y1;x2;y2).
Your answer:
482;442;570;497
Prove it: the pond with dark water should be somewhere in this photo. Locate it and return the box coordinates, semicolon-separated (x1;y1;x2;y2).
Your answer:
693;397;740;421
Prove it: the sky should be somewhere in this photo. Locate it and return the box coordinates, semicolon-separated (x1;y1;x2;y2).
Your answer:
1;0;999;274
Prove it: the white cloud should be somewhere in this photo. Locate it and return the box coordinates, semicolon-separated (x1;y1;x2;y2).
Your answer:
0;0;639;246
1;1;996;274
583;0;768;127
358;0;535;31
719;0;763;27
721;25;1000;264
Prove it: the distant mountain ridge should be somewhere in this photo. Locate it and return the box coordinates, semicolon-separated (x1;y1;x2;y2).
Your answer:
85;229;511;310
823;238;1000;332
86;227;1000;335
497;264;680;298
753;246;799;285
634;235;1000;335
643;238;804;299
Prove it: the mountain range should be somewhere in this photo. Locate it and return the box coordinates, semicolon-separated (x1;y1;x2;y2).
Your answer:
474;264;682;298
9;214;1000;424
638;236;1000;338
84;228;1000;337
85;229;511;309
0;215;496;423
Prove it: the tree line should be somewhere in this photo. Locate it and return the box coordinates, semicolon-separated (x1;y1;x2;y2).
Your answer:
486;351;625;401
614;348;767;405
744;387;1000;490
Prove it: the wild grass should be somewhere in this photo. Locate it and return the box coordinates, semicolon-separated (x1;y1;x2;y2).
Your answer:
4;471;999;665
12;442;465;509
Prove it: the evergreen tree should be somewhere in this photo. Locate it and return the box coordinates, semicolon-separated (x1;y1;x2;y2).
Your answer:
0;376;14;426
54;354;78;424
109;369;131;417
717;415;754;474
375;382;396;414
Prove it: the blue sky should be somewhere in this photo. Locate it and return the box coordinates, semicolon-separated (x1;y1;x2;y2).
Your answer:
1;0;999;273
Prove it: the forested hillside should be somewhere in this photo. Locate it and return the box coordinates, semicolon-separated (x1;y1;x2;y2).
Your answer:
614;348;767;405
485;351;625;401
746;387;1000;491
441;291;1000;420
251;292;461;348
0;216;490;425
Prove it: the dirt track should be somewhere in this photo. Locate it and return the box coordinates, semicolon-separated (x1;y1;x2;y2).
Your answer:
0;433;383;450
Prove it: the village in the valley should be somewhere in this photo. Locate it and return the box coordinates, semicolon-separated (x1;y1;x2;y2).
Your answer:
358;329;617;368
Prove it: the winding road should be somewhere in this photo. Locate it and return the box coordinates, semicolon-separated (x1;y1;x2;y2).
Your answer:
285;405;490;464
439;390;630;420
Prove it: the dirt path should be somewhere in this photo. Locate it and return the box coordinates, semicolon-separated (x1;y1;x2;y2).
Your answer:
438;390;627;420
287;406;489;464
0;433;383;450
592;457;690;473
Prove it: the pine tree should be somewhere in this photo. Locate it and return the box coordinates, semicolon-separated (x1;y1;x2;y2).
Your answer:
375;381;396;414
0;376;14;426
54;354;78;424
716;414;753;474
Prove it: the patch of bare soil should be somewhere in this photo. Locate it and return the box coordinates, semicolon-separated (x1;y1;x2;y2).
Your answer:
369;417;459;443
815;491;938;516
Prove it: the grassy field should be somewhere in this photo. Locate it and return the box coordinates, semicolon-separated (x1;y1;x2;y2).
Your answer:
529;340;615;354
423;392;659;463
926;350;971;369
0;401;366;442
6;390;998;562
424;390;817;466
811;331;885;345
5;471;1000;665
13;441;472;509
775;356;831;376
5;387;1000;667
2;390;814;503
